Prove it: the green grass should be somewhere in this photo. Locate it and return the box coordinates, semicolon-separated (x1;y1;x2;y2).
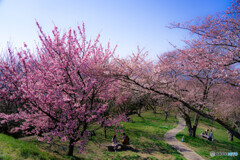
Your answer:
0;111;186;160
0;133;60;160
81;111;186;160
2;112;240;160
176;117;240;160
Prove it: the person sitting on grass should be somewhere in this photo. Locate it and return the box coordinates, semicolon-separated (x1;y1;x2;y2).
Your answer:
201;129;208;138
208;129;214;141
112;134;118;152
121;133;129;145
204;128;209;135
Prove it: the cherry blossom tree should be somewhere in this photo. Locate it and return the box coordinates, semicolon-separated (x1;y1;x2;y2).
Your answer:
210;84;240;141
106;2;240;136
159;97;176;121
112;44;240;139
0;22;126;156
169;0;240;68
164;0;240;137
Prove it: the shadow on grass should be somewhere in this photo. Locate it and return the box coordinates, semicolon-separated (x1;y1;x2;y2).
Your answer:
64;155;85;160
107;145;140;153
22;137;71;157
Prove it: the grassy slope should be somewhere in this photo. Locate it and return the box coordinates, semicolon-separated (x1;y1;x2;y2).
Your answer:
0;133;61;160
0;111;185;160
176;117;240;160
2;112;239;160
81;112;185;160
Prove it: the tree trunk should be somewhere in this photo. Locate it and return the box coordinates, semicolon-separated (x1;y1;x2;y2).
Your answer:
187;127;194;137
191;127;197;137
182;113;199;137
192;113;200;137
164;112;168;121
183;114;194;136
174;113;177;118
104;126;107;138
137;108;142;117
81;121;88;136
67;139;75;156
227;130;233;141
153;106;156;114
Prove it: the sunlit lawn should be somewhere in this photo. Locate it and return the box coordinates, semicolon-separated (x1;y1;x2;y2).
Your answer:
176;117;240;160
0;133;60;160
2;111;240;160
0;111;186;160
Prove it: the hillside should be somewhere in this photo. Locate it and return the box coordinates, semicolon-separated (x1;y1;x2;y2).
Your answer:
0;112;184;160
1;112;239;160
176;117;240;160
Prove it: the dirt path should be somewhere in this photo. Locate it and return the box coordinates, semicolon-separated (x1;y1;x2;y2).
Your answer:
164;116;205;160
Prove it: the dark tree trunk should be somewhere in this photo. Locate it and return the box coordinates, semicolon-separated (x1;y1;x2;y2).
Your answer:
164;111;168;121
227;126;235;142
183;114;194;136
137;108;142;117
153;106;157;114
81;121;88;136
191;127;197;137
227;130;233;141
182;113;199;137
67;139;75;156
104;126;107;138
68;120;88;156
187;126;194;137
192;113;200;137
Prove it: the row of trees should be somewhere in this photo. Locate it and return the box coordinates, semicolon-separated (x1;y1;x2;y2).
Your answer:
110;0;240;139
0;0;239;156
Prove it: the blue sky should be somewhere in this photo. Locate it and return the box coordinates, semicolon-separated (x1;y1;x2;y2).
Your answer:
0;0;231;59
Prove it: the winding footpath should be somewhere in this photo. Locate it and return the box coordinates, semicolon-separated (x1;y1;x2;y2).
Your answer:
164;116;205;160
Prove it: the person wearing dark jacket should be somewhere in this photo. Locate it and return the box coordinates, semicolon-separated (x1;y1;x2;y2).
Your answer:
121;133;129;145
